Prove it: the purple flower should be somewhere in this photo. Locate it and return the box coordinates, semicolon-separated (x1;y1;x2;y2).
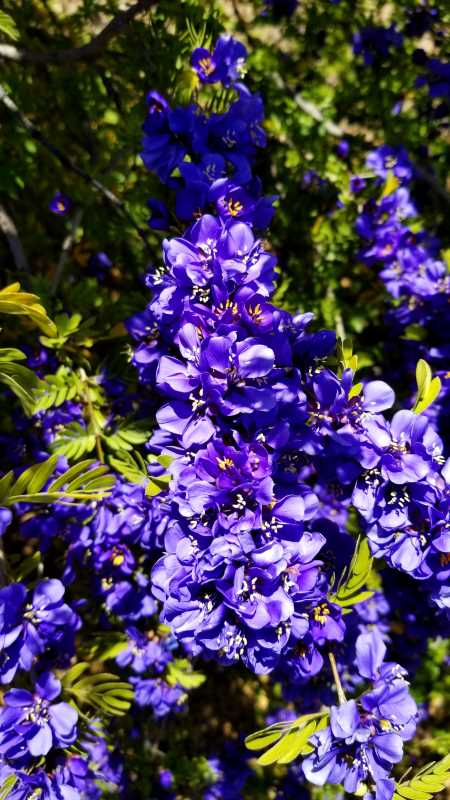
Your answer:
0;508;12;535
116;627;171;674
366;146;413;184
148;198;170;230
353;25;403;67
357;410;432;483
87;251;112;279
0;579;80;682
191;36;247;86
131;677;185;717
0;672;78;760
49;192;72;215
303;639;417;797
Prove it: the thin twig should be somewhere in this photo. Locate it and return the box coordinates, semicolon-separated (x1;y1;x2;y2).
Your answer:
326;284;345;340
0;0;156;64
0;85;150;252
0;203;30;273
0;538;9;588
328;651;347;705
293;93;344;138
51;208;84;296
79;369;105;463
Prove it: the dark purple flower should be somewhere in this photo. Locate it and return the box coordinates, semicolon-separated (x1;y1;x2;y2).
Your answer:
191;36;247;86
49;192;72;215
148;198;170;230
0;579;80;682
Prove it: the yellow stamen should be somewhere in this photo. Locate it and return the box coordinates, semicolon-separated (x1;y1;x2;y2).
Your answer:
198;57;215;76
217;457;234;471
248;303;263;323
312;603;331;625
227;199;244;217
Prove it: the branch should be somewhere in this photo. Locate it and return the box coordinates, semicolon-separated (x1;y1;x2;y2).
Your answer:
328;651;347;705
0;203;30;273
293;93;344;138
51;208;84;296
0;0;156;64
0;85;150;252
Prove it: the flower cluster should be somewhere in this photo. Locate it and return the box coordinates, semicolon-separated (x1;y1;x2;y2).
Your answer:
0;386;195;794
141;34;275;233
353;25;403;66
130;39;445;762
351;146;450;612
304;631;417;798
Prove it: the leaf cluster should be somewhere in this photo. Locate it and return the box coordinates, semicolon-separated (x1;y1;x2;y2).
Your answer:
245;711;329;765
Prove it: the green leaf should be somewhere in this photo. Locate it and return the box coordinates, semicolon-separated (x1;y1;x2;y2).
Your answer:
330;537;373;608
166;658;206;690
0;774;18;800
40;314;98;349
381;171;400;198
51;422;97;460
394;755;450;800
0;357;42;414
0;457;114;506
0;455;58;502
97;639;129;661
62;662;90;688
0;11;19;41
32;366;80;412
245;720;293;751
413;359;441;415
11;550;41;581
68;669;134;716
340;589;375;609
415;358;432;400
0;283;56;336
145;455;173;497
103;420;151;452
109;450;149;484
0;348;26;362
145;474;171;497
258;720;318;765
336;337;358;375
348;382;363;399
245;712;329;766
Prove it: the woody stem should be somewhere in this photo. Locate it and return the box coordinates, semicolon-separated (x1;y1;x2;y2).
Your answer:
328;651;347;705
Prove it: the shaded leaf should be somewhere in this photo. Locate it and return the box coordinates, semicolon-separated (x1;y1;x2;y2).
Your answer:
0;11;19;41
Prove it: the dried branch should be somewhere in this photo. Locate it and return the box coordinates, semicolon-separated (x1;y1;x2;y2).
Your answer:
0;0;156;64
0;203;30;273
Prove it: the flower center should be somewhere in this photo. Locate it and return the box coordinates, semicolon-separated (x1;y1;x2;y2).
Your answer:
198;57;215;76
227;198;244;216
312;603;331;625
